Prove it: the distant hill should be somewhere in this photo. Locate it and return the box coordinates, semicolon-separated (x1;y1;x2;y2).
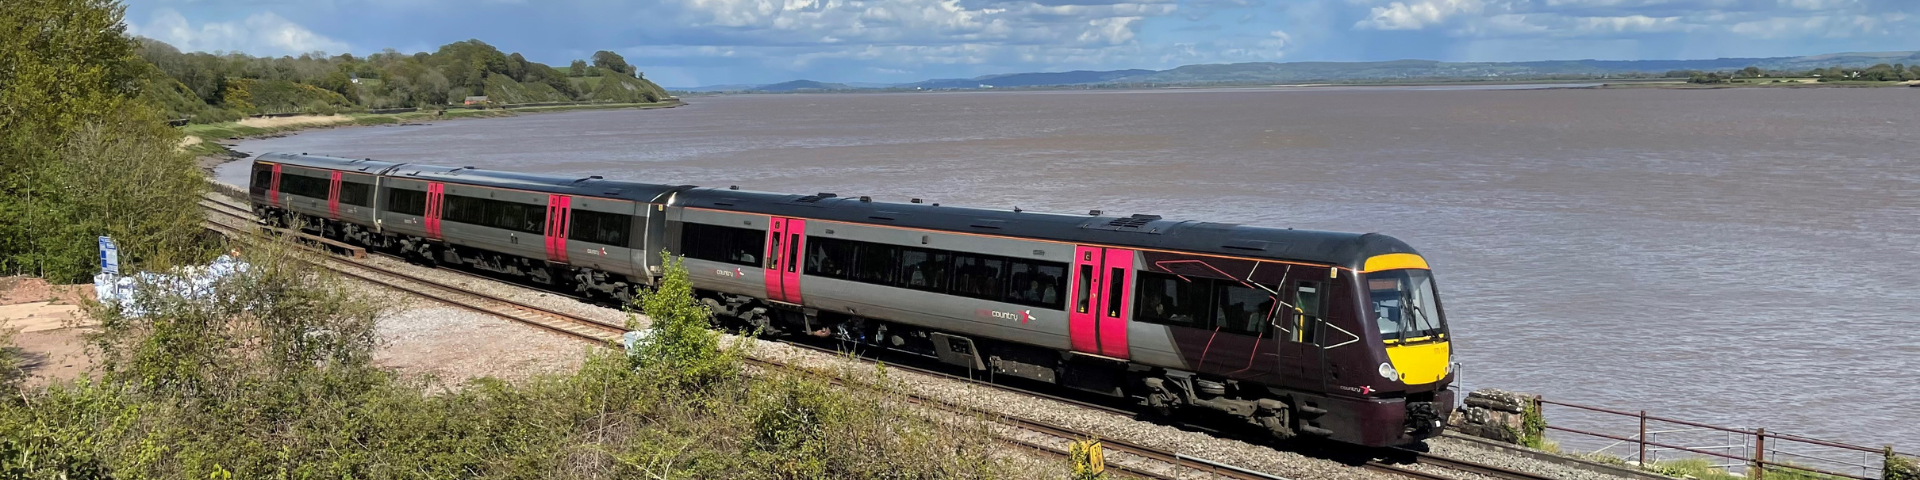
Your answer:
902;69;1155;89
751;80;862;92
668;83;762;93
681;50;1920;94
1107;52;1920;84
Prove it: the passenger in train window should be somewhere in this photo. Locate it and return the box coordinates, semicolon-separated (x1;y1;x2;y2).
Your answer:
734;252;757;264
1014;279;1044;303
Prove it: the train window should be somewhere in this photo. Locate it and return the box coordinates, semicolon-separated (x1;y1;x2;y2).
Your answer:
787;234;801;273
1134;271;1208;328
1105;267;1126;317
899;248;951;292
250;166;272;192
804;237;855;280
1292;282;1322;344
1006;260;1066;309
385;188;426;215
1214;283;1276;337
766;232;783;270
851;242;899;285
279;173;330;199
568;209;632;247
951;254;1006;302
1075;265;1093;314
338;182;372;207
442;194;546;235
1370;270;1443;341
681;223;762;267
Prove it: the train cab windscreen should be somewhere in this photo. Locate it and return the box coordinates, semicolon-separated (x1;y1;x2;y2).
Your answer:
1368;270;1443;342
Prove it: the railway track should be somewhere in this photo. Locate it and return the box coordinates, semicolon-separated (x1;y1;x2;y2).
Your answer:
1368;447;1552;480
198;195;1563;480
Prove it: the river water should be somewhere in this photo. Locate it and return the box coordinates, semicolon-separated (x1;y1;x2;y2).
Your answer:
219;85;1920;452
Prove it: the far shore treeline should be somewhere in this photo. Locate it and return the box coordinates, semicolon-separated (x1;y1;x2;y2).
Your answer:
140;37;671;123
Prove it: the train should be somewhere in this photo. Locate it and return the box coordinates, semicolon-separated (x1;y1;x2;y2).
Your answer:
246;153;1457;447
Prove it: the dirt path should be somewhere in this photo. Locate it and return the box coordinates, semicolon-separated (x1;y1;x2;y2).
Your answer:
236;114;352;129
1;277;98;387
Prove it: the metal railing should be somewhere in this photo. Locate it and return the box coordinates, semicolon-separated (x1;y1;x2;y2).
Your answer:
1539;398;1912;480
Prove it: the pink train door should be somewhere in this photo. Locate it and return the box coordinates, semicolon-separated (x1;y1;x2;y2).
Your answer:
762;217;807;304
424;182;445;239
544;194;572;263
1068;246;1133;359
326;171;343;218
268;164;283;206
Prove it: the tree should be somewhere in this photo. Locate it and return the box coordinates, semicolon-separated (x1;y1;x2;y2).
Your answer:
1739;66;1763;78
569;59;588;77
0;0;181;281
1687;72;1728;84
592;50;633;77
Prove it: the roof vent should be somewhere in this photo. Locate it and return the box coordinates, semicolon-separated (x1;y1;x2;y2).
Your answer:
729;185;739;190
1106;214;1161;229
796;193;838;203
1089;210;1102;216
1013;206;1023;213
910;198;922;204
859;196;872;202
1222;239;1269;251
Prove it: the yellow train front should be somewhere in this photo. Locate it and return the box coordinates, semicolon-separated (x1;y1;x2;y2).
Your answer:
1309;252;1457;446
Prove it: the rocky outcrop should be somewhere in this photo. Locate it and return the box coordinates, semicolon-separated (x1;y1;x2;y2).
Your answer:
1448;389;1541;445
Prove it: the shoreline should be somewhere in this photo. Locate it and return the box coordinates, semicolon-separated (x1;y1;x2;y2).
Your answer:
187;100;685;174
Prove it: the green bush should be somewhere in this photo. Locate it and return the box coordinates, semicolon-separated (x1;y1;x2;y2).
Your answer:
1519;399;1547;449
0;244;1015;479
626;251;746;389
1886;448;1918;480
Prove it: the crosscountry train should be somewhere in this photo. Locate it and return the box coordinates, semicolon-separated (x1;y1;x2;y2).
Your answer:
246;153;1457;447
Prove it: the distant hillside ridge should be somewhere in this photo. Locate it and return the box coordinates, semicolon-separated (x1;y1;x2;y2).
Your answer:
676;49;1920;92
751;80;857;92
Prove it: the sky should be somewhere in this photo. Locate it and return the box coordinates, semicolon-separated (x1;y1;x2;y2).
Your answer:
125;0;1918;87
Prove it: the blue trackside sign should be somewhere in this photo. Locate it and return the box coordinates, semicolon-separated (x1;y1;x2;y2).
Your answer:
99;236;119;275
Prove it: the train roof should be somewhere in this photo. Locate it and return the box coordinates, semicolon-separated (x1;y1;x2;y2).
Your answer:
674;187;1418;270
254;153;1420;269
257;153;690;203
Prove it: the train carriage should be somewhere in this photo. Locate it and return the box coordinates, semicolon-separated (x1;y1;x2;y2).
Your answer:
246;153;1456;447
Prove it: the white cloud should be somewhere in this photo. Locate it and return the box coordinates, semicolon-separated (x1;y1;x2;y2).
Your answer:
1729;12;1907;38
1355;0;1485;30
130;9;348;56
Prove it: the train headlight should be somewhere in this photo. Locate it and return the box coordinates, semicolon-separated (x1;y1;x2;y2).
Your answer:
1378;362;1400;382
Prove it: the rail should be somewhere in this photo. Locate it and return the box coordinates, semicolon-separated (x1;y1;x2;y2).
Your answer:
1539;398;1914;480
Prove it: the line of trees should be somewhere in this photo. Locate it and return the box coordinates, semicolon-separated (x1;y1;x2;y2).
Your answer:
1673;64;1920;84
136;39;669;123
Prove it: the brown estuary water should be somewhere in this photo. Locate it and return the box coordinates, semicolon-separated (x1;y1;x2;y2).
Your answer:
219;86;1920;452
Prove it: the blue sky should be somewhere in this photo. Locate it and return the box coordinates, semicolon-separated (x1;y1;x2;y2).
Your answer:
125;0;1918;87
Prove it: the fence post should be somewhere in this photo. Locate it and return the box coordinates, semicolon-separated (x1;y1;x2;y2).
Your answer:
1752;428;1766;480
1639;410;1648;466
